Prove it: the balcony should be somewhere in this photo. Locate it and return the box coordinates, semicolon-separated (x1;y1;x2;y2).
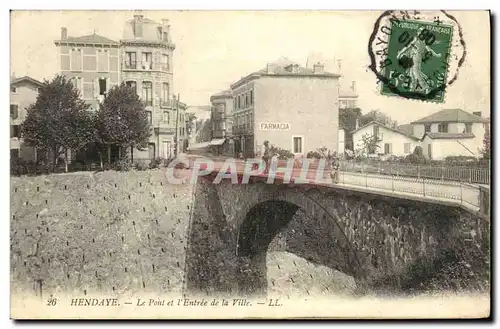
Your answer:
123;61;137;70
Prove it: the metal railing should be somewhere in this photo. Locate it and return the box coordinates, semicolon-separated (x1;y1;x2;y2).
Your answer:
339;160;490;184
123;61;137;69
336;171;482;210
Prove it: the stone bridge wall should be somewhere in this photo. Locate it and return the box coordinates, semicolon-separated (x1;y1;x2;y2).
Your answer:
184;177;489;295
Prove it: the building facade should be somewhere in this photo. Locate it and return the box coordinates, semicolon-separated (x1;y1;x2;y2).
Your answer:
55;14;187;161
411;109;489;160
339;81;358;109
228;58;340;158
54;27;121;110
121;15;186;160
10;76;43;160
209;90;234;155
352;121;420;157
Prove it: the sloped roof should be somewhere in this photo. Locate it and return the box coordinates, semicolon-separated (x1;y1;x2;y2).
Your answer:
424;132;475;140
56;33;119;45
11;76;44;87
411;109;488;124
397;124;414;136
352;121;420;141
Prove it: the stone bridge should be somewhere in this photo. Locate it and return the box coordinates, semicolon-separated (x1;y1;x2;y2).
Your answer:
183;172;489;297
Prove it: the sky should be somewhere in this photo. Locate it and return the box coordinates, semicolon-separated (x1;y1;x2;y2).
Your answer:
10;10;491;124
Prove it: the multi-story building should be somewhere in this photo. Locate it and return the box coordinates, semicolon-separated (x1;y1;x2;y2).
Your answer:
54;27;121;110
10;76;43;160
228;57;340;158
339;81;358;109
121;14;186;160
54;14;187;161
209;90;234;154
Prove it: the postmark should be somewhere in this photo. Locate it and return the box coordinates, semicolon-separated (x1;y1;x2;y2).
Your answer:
368;10;467;103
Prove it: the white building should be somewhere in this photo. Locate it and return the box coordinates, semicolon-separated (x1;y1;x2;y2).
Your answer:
411;109;489;160
352;121;420;157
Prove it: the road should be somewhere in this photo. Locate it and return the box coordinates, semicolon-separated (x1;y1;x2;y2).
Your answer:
175;153;482;212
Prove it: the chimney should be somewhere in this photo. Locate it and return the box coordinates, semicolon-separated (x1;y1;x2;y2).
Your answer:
473;111;482;117
61;27;67;40
313;62;324;74
134;14;144;37
351;81;356;92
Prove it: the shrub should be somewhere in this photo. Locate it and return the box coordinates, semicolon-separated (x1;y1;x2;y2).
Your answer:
405;146;426;164
306;151;323;159
134;161;149;171
149;157;163;169
115;159;130;172
269;146;294;160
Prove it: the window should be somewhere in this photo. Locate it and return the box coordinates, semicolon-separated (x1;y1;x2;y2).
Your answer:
142;81;153;106
162;54;169;71
233;98;237;110
126;81;137;94
384;143;392;155
142;52;152;70
164;111;170;124
157;27;163;40
293;136;303;154
438;123;448;133
98;78;107;95
162;83;169;104
250;90;254;105
11;124;21;138
465;123;472;133
373;125;380;138
146;111;152;125
72;77;83;94
125;52;136;69
404;143;411;154
10;104;19;120
11;87;16;93
424;124;431;132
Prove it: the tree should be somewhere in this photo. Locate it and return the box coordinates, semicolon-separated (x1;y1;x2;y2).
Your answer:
95;83;151;163
339;107;363;151
22;75;93;172
481;124;491;160
357;133;382;156
185;112;197;136
359;110;396;127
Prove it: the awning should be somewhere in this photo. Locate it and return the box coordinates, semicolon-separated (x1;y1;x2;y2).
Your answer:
210;139;226;146
189;142;211;149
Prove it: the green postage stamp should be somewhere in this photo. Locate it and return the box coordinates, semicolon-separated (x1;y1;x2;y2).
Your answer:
368;11;466;103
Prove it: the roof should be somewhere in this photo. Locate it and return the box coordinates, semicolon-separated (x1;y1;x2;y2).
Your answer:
210;89;232;100
397;124;414;136
411;109;489;124
11;76;44;87
352;121;420;141
55;33;119;45
230;57;340;89
423;132;476;140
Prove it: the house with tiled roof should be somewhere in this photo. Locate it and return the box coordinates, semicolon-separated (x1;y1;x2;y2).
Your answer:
411;109;489;160
352;121;421;157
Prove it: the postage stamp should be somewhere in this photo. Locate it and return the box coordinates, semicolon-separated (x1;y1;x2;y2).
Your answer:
368;10;467;103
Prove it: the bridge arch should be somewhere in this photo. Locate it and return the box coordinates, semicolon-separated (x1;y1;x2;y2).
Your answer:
233;187;364;296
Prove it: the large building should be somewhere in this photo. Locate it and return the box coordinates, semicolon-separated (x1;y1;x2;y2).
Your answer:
209;90;234;154
121;14;186;159
54;27;121;110
54;14;187;161
10;76;43;160
222;57;341;158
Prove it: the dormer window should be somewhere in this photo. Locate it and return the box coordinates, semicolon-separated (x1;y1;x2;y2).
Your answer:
438;123;448;133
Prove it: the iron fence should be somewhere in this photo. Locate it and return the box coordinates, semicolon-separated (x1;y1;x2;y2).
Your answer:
339;160;490;184
337;171;482;210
